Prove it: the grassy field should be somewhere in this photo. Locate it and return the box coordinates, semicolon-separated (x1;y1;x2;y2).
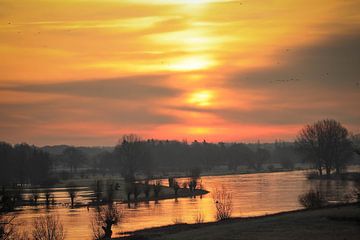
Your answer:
117;204;360;240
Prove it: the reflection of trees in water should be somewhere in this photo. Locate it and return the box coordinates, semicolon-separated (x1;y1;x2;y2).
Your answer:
310;179;352;202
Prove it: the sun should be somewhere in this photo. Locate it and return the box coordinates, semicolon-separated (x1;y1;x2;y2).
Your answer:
153;0;210;4
167;56;214;71
188;90;213;107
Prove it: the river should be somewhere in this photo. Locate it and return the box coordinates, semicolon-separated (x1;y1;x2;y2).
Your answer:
11;170;358;239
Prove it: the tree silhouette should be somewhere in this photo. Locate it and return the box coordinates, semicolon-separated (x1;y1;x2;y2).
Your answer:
62;147;87;173
91;204;121;240
296;119;353;176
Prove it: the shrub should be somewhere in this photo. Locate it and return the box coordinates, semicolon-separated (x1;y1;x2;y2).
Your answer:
32;214;65;240
306;171;320;179
213;186;233;220
298;190;327;209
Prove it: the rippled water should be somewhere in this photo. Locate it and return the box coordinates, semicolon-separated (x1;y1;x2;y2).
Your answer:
12;170;357;239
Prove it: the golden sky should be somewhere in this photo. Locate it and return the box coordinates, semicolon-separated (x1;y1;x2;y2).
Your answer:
0;0;359;145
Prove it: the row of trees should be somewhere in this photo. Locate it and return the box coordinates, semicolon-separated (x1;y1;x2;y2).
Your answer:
0;143;52;186
91;135;301;180
1;119;359;186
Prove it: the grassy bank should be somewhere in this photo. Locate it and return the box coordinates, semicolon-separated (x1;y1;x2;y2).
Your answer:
116;203;360;240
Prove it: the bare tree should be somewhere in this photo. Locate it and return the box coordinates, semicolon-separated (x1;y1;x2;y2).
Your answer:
143;180;151;199
105;180;115;204
114;134;152;182
296;119;353;177
44;189;52;207
189;168;201;193
153;180;162;199
91;204;121;240
32;214;65;240
213;186;233;220
66;185;77;208
173;180;180;196
30;189;39;206
93;180;103;205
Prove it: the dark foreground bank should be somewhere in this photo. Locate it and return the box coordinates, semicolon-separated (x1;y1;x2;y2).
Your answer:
115;203;360;240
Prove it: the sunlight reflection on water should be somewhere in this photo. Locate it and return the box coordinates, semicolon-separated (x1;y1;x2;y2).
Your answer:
13;170;356;239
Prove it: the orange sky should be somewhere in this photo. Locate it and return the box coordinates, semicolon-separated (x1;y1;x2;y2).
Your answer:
0;0;359;146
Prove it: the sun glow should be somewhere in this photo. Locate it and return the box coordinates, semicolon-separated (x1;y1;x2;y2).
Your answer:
167;56;214;71
138;0;218;4
188;90;213;107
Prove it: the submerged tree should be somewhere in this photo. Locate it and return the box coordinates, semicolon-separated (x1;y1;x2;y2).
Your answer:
173;180;180;196
66;184;78;208
296;119;353;177
93;180;103;205
153;180;162;199
44;189;52;206
30;189;39;206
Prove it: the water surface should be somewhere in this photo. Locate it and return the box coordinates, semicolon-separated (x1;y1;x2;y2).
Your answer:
13;170;357;239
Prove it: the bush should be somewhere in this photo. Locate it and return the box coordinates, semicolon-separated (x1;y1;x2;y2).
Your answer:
306;171;320;179
298;190;327;209
32;214;65;240
213;186;233;220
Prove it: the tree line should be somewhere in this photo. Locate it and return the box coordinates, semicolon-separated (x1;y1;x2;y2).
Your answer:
93;135;303;181
1;119;359;187
0;142;53;186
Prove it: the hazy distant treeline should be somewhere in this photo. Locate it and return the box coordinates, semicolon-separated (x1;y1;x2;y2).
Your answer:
1;130;359;186
50;138;303;180
0;142;52;185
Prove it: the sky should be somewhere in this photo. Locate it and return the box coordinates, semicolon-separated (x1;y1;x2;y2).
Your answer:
0;0;359;146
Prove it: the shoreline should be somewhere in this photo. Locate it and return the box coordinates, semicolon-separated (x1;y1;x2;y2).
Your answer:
115;202;360;240
120;188;209;204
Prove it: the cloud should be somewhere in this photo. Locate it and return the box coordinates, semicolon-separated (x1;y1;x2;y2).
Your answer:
229;33;360;89
170;33;360;129
0;90;181;145
1;75;180;100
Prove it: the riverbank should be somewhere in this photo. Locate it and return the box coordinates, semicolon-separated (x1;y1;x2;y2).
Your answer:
116;203;360;240
307;172;360;181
